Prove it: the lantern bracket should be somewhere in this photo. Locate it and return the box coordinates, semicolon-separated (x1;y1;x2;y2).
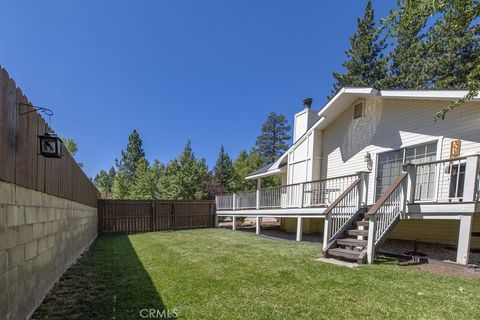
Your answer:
18;102;53;117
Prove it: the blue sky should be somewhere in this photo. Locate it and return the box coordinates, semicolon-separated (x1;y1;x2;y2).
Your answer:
0;0;393;178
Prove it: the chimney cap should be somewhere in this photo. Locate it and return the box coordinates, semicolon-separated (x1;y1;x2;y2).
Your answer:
303;97;313;109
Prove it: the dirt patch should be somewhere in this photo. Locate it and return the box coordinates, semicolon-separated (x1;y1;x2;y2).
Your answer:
378;239;480;278
407;259;480;278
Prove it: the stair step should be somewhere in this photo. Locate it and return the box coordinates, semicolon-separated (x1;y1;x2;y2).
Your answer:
337;238;367;247
356;221;369;227
328;248;361;260
347;229;369;236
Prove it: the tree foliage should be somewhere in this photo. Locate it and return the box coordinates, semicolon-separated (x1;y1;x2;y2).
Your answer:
62;137;83;168
130;158;157;200
160;140;209;200
331;0;388;96
208;145;234;197
116;129;145;185
254;112;291;164
384;0;479;119
231;150;264;191
94;166;116;192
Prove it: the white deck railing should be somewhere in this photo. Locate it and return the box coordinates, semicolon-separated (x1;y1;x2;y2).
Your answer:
411;155;480;203
215;173;361;211
322;174;366;251
363;172;408;264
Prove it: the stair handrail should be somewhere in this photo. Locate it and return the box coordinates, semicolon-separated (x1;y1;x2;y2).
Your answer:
359;172;408;264
322;175;364;252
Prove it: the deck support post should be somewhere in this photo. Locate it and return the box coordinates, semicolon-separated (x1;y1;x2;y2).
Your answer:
232;216;236;231
323;215;330;250
256;216;261;235
366;216;377;264
296;216;303;241
457;214;473;265
214;215;219;228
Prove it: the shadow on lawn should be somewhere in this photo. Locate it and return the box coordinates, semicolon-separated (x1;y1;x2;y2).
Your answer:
32;235;171;320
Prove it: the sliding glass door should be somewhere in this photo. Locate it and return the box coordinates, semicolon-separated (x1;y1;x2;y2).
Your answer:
375;142;437;200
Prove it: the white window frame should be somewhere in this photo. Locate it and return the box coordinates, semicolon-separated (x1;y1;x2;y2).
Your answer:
373;138;441;201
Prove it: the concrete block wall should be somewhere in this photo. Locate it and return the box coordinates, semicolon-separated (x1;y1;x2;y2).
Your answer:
0;180;97;319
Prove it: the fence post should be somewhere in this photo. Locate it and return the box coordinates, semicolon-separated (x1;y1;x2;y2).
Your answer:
464;155;479;201
151;201;155;231
172;202;176;231
256;189;260;209
232;193;236;210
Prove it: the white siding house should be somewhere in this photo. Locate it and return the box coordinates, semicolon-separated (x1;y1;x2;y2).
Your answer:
216;88;480;265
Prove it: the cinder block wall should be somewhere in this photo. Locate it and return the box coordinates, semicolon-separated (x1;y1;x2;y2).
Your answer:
0;180;97;320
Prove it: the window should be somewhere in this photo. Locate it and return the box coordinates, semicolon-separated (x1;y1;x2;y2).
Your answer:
375;142;438;199
353;101;365;120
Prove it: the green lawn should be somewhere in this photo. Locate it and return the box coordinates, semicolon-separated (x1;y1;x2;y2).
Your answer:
33;229;480;320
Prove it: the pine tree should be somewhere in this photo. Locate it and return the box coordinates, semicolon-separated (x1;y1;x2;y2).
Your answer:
209;146;234;196
160;140;209;200
427;0;479;89
255;112;291;164
389;0;431;89
94;166;116;192
331;0;388;96
130;158;156;200
384;0;480;119
112;172;129;199
150;160;165;198
116;129;145;186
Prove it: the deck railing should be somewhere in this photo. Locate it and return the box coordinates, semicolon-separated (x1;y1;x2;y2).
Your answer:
215;173;362;211
411;155;479;203
235;191;257;209
361;173;408;264
322;174;366;251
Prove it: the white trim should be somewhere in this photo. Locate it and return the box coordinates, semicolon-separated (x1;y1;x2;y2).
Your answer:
380;90;479;101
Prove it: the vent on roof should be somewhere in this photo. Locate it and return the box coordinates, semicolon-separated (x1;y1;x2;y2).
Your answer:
353;101;365;120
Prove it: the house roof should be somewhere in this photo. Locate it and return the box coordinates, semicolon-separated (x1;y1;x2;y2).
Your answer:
245;88;480;180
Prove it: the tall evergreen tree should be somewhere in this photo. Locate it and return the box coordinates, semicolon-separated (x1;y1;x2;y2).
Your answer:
150;159;165;198
130;158;156;200
331;0;388;96
255;112;291;164
388;0;431;89
94;166;116;192
160;140;209;200
427;0;479;89
385;0;480;119
116;129;145;185
209;145;234;196
112;171;129;199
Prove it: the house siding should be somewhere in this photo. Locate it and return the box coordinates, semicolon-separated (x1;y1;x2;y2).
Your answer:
321;98;480;204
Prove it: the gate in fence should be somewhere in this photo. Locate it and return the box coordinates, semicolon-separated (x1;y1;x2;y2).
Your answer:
98;200;215;234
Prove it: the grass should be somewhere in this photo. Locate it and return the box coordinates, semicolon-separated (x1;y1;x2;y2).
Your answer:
33;229;480;320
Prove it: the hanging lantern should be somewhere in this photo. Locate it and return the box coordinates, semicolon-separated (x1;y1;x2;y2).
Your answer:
38;132;63;158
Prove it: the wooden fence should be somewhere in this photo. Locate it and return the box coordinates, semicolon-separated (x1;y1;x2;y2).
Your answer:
98;200;216;234
0;67;99;207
